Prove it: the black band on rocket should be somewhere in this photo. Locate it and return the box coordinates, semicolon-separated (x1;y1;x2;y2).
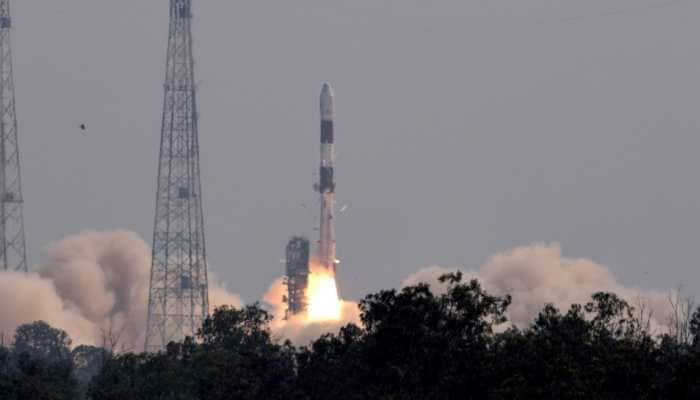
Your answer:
321;121;334;143
319;167;335;193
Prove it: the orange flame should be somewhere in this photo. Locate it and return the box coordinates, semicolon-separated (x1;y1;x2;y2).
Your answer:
306;263;341;322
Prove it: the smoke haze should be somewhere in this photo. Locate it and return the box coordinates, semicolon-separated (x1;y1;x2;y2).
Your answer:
0;234;681;349
403;243;671;332
0;270;95;344
0;230;242;349
37;230;151;348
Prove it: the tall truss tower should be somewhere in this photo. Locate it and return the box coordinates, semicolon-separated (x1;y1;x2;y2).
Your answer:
0;1;27;273
145;0;208;352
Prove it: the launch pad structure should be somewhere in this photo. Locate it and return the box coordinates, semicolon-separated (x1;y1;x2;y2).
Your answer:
284;236;310;318
145;0;209;352
0;0;27;273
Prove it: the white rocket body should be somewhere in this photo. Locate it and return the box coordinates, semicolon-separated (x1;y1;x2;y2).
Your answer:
318;83;337;272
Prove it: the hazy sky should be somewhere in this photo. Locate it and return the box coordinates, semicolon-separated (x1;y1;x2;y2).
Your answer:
11;1;700;302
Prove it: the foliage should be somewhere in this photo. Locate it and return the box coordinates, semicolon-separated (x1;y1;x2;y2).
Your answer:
13;320;72;362
0;321;77;400
3;278;700;399
88;305;295;400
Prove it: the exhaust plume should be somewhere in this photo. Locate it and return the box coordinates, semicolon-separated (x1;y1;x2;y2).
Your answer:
37;230;151;348
264;271;360;345
0;270;95;343
0;236;679;348
403;243;671;331
0;230;242;350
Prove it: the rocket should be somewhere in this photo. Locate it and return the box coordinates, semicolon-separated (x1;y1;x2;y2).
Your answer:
318;83;337;272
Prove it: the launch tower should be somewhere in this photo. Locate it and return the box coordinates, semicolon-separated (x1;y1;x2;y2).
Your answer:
284;236;310;318
0;0;27;273
145;0;208;352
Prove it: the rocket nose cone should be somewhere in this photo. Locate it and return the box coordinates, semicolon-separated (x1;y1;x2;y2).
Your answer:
320;82;335;121
321;82;332;94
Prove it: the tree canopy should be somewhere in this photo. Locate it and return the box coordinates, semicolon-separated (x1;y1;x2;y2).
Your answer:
1;275;699;399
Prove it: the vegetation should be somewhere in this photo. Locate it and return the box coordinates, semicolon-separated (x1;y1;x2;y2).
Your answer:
2;273;700;399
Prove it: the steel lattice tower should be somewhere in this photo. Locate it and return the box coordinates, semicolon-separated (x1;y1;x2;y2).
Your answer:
145;0;208;352
0;1;26;273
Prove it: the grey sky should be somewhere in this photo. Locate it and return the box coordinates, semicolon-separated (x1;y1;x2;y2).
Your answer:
11;1;700;302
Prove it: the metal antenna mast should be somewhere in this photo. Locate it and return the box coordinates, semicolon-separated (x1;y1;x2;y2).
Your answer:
0;0;26;273
145;0;208;352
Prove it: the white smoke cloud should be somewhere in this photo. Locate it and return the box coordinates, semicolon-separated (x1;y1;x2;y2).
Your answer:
0;235;680;349
209;272;244;311
403;243;671;332
36;230;151;348
0;270;95;344
0;230;242;349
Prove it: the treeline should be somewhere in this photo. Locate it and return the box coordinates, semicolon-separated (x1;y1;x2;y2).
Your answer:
2;273;700;399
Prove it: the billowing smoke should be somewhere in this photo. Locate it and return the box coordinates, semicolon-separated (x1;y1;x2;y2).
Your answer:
209;272;244;311
36;230;151;349
0;230;242;350
0;270;95;344
403;243;672;332
0;235;680;349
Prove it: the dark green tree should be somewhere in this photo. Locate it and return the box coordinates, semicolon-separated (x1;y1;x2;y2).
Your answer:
13;321;72;362
192;305;296;400
4;321;78;400
87;353;150;400
73;345;110;398
491;293;658;400
0;345;12;399
357;272;510;400
89;305;296;400
295;324;369;400
690;306;700;347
